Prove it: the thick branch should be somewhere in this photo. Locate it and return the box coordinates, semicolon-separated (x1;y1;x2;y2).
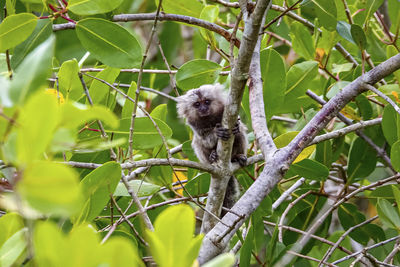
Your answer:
200;0;272;235
198;53;400;264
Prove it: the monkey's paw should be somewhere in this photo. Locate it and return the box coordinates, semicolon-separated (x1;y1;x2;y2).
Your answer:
209;150;218;162
216;123;231;141
232;119;241;135
232;154;247;167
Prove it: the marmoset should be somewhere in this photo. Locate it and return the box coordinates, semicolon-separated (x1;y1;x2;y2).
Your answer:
177;84;248;213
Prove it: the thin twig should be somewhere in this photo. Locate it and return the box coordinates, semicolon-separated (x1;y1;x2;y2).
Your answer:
364;83;400;115
332;236;400;265
78;73;117;160
128;0;164;160
319;215;378;265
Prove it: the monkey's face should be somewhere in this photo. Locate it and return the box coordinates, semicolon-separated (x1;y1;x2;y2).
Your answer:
177;84;226;123
193;98;212;117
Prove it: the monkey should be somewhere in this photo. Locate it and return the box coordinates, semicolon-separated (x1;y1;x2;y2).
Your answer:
177;84;248;214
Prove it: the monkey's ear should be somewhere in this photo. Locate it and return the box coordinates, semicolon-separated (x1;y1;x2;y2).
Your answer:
214;83;225;91
176;95;187;118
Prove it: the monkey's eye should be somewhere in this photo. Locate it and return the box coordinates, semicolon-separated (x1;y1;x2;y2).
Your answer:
204;100;211;105
193;102;200;107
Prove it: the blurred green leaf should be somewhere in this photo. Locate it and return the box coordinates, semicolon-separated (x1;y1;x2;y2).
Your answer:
17;161;82;216
0;228;27;267
69;0;124;15
75;161;121;224
0;13;37;52
176;59;222;90
146;205;203;267
17;92;59;163
0;213;24;248
76;18;142;68
9;36;55;105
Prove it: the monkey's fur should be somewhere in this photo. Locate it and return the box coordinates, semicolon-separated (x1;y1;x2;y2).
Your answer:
177;84;248;213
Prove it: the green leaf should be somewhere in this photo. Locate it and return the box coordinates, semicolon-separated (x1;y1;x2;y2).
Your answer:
113;117;172;149
161;0;203;18
336;21;355;44
391;140;400;172
17;92;59;163
274;132;316;163
392;185;400;216
60;102;119;130
260;48;286;119
315;140;332;167
68;0;124;15
58;59;82;101
121;81;136;119
289;22;314;59
114;180;161;197
202;253;235;267
11;18;52;69
88;66;120;104
199;5;219;46
75;161;121;224
151;104;168;121
146;205;203;267
363;0;385;26
290;159;329;181
9;36;55;105
382;105;400;146
0;228;27;267
387;45;400;84
377;198;400;230
350;24;367;50
0;213;24;248
347;137;377;182
101;237;145;267
338;203;370;245
303;0;337;31
184;173;211;196
17;161;82;216
0;13;37;52
176;59;222;90
285;61;318;99
76;18;142;68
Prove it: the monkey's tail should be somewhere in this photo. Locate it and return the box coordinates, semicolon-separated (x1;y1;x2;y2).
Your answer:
221;176;239;217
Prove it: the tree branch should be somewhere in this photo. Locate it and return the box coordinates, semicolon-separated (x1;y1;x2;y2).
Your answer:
198;53;400;264
200;0;272;235
53;13;240;48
